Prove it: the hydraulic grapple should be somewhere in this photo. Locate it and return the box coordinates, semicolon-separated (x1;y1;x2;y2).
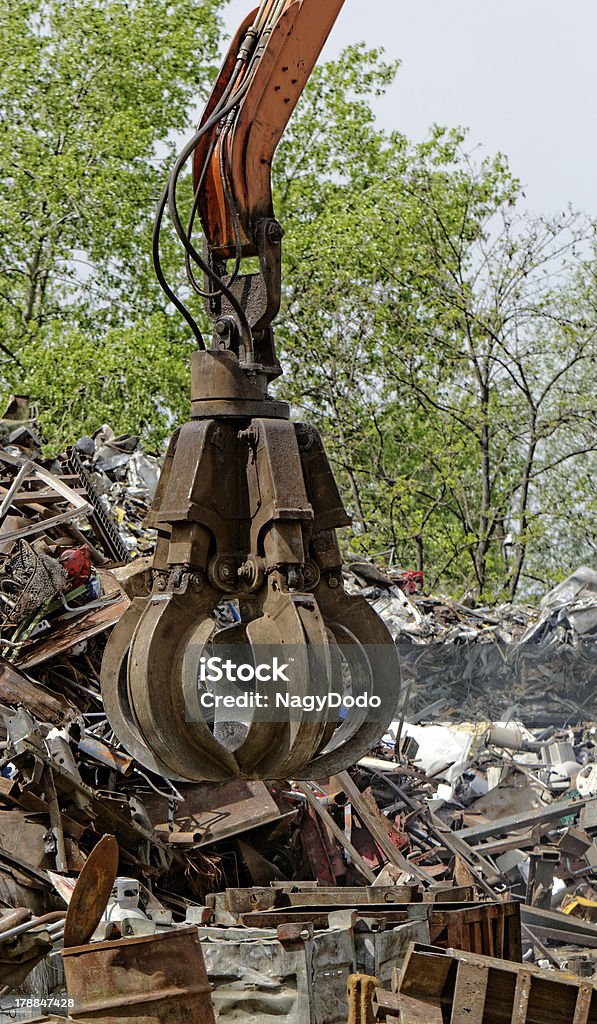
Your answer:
100;0;400;781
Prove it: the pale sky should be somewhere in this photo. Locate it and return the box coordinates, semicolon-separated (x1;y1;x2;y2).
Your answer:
223;0;597;216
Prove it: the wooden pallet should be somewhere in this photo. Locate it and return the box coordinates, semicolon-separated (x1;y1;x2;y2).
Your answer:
374;942;597;1023
429;900;522;962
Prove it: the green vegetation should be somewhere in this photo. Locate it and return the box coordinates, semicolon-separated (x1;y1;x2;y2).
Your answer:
0;0;222;439
1;7;595;598
272;49;596;599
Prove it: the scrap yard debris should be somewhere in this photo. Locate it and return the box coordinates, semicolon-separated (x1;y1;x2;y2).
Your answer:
0;408;594;1020
347;559;597;726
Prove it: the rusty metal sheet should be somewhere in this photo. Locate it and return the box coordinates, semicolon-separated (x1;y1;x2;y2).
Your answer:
18;597;129;669
63;834;119;948
238;901;521;967
198;922;352;1023
221;885;417;918
240;909;332;929
236;906;425;930
77;736;134;775
143;779;282;846
62;926;215;1023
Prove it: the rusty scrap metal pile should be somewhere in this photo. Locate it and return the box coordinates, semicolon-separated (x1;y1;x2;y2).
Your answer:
347;559;597;727
0;411;594;1021
2;0;595;1015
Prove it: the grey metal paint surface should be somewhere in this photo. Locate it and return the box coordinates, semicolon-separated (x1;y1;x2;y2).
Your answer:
198;925;354;1023
355;920;430;988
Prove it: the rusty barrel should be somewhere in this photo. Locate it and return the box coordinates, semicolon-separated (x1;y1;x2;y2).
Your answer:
61;925;215;1024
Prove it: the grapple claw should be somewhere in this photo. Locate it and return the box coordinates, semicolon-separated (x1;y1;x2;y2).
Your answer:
101;390;401;781
100;0;399;782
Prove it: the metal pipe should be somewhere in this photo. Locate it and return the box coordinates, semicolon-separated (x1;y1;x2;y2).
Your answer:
48;920;67;934
0;908;31;932
250;0;275;34
0;910;66;942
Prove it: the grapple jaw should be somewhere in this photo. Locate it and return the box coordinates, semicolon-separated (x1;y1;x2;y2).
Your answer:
101;351;400;782
102;0;401;781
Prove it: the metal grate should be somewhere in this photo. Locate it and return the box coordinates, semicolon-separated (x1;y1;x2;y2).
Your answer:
66;448;130;564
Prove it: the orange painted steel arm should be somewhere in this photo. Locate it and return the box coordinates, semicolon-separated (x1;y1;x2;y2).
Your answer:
194;0;345;259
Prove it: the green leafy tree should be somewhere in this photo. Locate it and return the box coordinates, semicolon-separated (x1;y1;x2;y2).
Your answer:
3;17;594;599
20;314;193;450
0;0;224;389
273;48;596;599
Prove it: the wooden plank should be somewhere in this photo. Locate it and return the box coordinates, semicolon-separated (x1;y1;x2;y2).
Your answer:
27;463;90;509
496;904;506;960
0;505;91;543
8;489;86;505
396;944;454;1000
373;987;401;1014
423;885;475;903
296;782;376;883
450;962;488;1024
505;904;523;963
17;596;129;668
0;461;33;523
399;945;597;1024
0;657;78;723
573;984;593;1024
481;907;495;958
511;970;532;1024
0;458;91;549
399;993;443;1024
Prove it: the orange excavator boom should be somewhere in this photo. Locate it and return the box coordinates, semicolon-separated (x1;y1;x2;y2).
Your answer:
195;0;345;258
